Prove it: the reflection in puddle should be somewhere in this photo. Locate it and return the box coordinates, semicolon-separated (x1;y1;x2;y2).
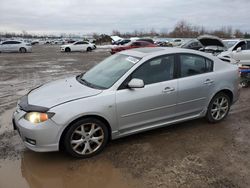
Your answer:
0;151;141;188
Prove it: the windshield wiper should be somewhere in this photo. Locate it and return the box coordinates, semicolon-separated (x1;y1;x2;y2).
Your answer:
76;75;106;90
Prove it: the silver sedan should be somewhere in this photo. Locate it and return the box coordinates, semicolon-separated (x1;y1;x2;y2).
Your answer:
13;47;240;158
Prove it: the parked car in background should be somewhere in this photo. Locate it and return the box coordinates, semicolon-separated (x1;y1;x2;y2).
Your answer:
136;38;154;44
0;40;32;53
155;40;173;47
60;41;96;52
170;38;185;46
115;39;131;45
197;35;227;55
180;39;203;50
111;41;156;54
219;39;250;65
13;47;239;158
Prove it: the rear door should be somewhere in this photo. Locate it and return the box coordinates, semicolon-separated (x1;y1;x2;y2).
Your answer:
11;41;21;52
176;53;215;119
72;41;85;51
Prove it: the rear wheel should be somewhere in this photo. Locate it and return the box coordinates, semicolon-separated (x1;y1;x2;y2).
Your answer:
65;47;71;52
206;92;230;123
64;118;109;158
19;47;27;53
87;47;92;52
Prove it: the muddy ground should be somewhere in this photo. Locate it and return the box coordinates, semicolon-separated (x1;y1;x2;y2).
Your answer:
0;45;250;188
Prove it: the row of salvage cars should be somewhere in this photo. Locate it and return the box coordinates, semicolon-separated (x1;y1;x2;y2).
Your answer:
182;35;250;87
110;35;250;87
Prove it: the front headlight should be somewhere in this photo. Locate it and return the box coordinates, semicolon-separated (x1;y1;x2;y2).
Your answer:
24;112;55;124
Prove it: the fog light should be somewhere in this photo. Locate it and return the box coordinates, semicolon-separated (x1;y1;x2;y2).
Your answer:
25;138;36;145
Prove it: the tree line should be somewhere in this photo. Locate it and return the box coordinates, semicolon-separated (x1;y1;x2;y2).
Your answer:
1;21;250;39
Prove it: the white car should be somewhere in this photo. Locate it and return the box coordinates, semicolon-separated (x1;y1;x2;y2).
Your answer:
220;39;250;65
170;39;185;47
60;41;96;52
0;40;32;53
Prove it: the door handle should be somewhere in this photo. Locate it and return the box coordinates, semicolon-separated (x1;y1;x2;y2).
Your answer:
204;79;214;85
162;87;175;93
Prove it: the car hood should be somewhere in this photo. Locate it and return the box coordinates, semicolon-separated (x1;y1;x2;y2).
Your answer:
197;35;226;48
28;77;102;108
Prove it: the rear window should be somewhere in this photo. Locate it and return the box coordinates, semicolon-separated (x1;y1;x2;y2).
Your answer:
180;54;213;77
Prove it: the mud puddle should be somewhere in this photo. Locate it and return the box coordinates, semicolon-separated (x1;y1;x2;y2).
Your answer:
0;151;142;188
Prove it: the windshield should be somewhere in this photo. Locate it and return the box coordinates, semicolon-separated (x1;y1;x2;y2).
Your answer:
80;54;140;89
223;41;237;48
181;39;197;47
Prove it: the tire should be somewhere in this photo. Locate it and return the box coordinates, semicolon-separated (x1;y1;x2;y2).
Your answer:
19;47;27;53
65;47;71;52
64;118;109;158
206;92;231;123
241;81;249;88
87;47;92;52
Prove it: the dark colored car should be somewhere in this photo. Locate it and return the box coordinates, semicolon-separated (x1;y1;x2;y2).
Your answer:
119;39;131;45
136;38;154;44
111;41;157;54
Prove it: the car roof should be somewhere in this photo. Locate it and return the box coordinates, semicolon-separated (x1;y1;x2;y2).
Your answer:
120;47;215;60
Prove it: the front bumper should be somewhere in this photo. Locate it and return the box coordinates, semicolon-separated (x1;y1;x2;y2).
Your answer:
60;47;65;52
12;109;61;152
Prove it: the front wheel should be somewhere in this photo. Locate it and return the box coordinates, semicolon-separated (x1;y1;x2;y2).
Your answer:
206;93;230;123
64;118;109;158
86;47;92;52
19;47;27;53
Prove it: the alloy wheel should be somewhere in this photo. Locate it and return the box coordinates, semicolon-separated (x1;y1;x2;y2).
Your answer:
70;123;104;155
210;96;229;121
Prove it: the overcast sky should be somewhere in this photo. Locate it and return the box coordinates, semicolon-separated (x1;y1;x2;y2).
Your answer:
0;0;249;35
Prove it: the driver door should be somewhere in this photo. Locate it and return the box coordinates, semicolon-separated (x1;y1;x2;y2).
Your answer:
116;55;178;134
232;41;250;64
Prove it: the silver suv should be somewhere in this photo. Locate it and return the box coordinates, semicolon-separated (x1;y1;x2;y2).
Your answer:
13;47;239;158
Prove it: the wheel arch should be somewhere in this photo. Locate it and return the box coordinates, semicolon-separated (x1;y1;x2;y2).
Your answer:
212;89;234;105
59;114;112;151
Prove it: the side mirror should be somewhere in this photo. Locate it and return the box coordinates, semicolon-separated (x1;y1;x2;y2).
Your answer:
236;47;242;52
127;78;144;89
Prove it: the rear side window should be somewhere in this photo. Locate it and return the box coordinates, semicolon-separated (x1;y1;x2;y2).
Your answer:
180;54;213;77
11;41;21;44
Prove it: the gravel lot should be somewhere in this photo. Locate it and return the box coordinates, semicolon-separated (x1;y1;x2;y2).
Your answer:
0;45;250;188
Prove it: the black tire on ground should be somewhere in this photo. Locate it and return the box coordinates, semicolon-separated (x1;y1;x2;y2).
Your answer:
64;118;109;158
65;47;71;52
241;81;249;88
87;47;92;52
206;92;231;123
19;47;27;53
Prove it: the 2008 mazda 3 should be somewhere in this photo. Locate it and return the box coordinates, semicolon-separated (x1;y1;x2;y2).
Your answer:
13;47;239;158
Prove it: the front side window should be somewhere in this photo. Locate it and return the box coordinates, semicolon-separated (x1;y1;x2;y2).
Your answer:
12;41;21;44
81;54;140;89
233;41;247;51
180;54;212;77
75;42;84;45
131;55;175;85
